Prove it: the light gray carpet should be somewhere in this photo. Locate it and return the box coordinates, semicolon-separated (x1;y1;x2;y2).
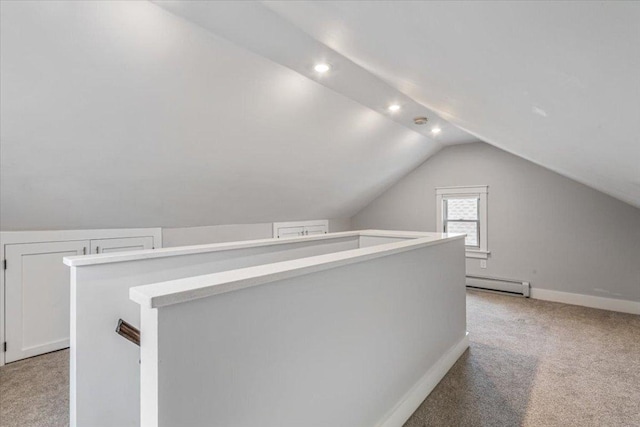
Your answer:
0;347;68;427
1;291;638;427
405;291;640;427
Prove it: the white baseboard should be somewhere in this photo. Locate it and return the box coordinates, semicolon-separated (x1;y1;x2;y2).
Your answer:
377;332;470;427
530;288;640;315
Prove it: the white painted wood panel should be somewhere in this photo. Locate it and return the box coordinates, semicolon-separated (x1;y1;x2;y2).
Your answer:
135;238;467;427
68;231;458;427
69;235;360;427
276;226;305;238
90;236;154;254
359;235;410;248
304;224;327;235
5;241;88;362
0;228;161;366
273;220;328;238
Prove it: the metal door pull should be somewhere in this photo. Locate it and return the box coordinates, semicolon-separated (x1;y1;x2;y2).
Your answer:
116;319;140;346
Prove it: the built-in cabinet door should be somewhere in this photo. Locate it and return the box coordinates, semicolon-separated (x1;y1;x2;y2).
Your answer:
90;236;154;254
5;240;89;362
277;226;305;238
304;225;327;236
273;220;329;239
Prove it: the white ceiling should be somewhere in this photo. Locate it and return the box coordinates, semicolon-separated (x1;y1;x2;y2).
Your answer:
2;1;638;231
153;1;478;146
0;1;442;229
264;1;640;208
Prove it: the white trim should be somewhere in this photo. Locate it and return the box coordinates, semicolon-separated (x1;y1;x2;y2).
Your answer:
0;228;162;246
68;230;355;267
65;229;451;268
530;288;640;315
129;231;465;309
0;227;162;366
436;185;489;257
436;185;489;195
13;339;70;361
465;250;490;259
376;333;470;427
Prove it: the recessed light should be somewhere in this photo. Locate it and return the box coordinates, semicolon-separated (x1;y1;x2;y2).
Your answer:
431;127;442;134
314;63;331;73
532;106;548;117
388;104;401;112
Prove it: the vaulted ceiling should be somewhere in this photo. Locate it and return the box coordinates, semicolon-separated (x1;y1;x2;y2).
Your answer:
160;0;640;209
1;1;638;230
0;1;467;230
263;1;640;209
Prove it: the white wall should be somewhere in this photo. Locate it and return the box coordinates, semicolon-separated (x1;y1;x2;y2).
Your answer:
162;218;351;247
352;142;640;303
327;217;352;233
162;223;273;247
0;1;438;231
70;234;360;427
138;239;466;427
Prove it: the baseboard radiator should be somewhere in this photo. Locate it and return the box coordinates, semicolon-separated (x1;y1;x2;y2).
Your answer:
466;275;530;297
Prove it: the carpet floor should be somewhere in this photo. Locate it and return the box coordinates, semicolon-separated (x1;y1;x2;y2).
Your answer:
1;290;638;427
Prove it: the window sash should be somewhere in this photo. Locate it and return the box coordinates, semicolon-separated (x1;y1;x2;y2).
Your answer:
443;197;480;248
435;185;489;258
443;219;480;248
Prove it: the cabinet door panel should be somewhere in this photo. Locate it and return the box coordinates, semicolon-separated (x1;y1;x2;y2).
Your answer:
90;236;154;254
276;226;305;238
5;240;89;362
304;225;328;236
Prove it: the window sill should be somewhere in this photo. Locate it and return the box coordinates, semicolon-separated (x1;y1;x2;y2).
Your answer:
465;250;490;259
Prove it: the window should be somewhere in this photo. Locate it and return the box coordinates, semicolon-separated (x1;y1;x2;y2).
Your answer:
436;186;489;259
443;197;479;247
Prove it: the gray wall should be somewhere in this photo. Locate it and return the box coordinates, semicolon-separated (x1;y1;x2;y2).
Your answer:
352;142;640;302
163;218;352;247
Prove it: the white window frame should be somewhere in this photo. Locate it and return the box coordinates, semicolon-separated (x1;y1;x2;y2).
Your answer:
436;186;489;259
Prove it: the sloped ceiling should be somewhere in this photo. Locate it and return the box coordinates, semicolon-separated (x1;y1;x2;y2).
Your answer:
152;1;478;147
265;1;640;209
0;1;464;230
3;1;637;231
